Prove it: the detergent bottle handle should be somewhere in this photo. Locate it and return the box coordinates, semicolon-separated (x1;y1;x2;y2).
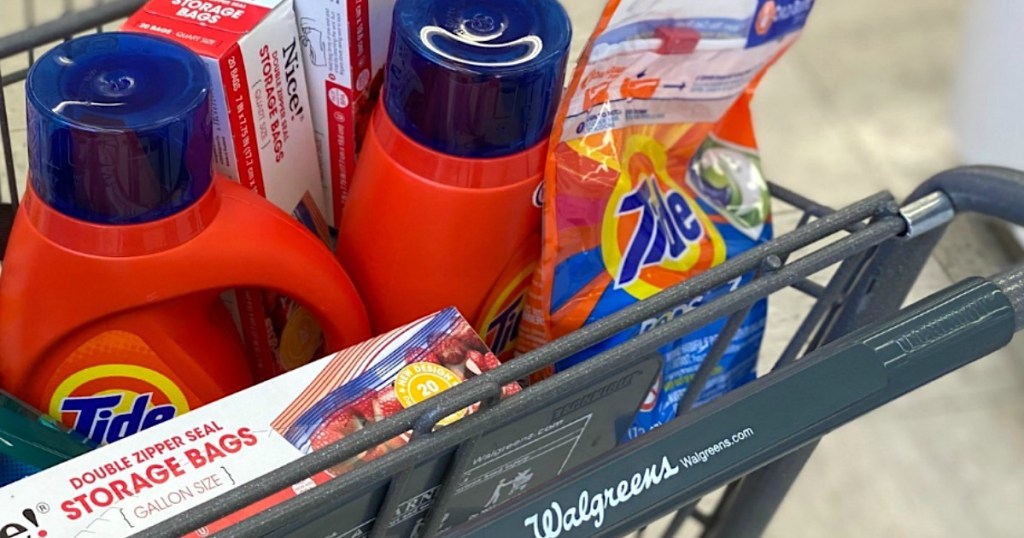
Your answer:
194;180;372;349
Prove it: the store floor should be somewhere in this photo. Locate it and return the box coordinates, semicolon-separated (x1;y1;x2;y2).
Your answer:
3;1;1024;536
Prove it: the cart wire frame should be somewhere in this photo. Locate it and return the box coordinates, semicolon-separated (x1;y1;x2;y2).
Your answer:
2;3;1023;538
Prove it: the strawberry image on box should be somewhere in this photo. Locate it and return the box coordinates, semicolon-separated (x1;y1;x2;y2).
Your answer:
272;309;519;477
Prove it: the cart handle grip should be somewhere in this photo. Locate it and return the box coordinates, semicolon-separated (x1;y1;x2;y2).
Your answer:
993;264;1024;331
914;165;1024;226
910;166;1024;330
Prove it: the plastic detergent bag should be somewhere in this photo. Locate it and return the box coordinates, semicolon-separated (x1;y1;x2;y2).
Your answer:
518;0;814;440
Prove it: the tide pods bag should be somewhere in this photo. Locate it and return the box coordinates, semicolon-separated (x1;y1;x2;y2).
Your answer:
518;0;814;439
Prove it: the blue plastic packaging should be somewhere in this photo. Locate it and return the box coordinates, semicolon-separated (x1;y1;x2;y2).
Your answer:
0;391;95;487
26;32;212;224
385;0;572;157
0;456;38;488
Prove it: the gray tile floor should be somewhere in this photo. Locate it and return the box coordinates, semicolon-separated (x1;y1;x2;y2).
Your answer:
757;2;1024;535
3;1;1024;536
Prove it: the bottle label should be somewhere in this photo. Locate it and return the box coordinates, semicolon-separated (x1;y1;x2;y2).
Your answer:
476;237;539;363
48;331;192;445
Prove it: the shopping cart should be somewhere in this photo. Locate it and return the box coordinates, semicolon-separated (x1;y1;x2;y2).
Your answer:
2;2;1023;537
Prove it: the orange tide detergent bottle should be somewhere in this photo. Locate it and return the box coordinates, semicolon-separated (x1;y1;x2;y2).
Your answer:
338;0;572;357
0;33;370;445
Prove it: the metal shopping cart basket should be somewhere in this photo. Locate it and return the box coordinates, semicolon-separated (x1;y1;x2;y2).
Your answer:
3;2;1024;537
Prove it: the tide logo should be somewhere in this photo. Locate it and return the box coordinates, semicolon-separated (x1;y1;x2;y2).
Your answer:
477;237;539;361
602;135;725;300
50;365;190;445
485;295;524;359
478;261;536;361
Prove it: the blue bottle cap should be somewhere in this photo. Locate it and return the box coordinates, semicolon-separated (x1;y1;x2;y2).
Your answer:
26;32;212;224
386;0;571;158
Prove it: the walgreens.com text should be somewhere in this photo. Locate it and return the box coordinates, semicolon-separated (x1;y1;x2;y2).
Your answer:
523;427;755;537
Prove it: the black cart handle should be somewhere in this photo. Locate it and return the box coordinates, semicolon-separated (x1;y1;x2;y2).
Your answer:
916;165;1024;226
462;268;1024;538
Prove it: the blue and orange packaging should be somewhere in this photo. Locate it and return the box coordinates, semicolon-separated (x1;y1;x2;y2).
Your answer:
518;0;814;440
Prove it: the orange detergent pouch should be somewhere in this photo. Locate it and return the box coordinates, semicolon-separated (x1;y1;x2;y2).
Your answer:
518;0;814;439
0;33;370;445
